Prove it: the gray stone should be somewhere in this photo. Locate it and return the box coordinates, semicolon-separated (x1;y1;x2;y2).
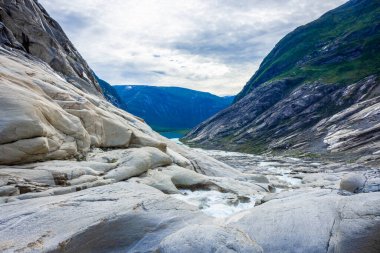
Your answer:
104;147;172;181
228;190;380;253
340;173;366;193
0;182;210;253
158;225;263;253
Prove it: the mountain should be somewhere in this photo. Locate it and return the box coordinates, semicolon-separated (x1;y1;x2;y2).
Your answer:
1;1;379;252
114;85;234;131
95;75;127;110
0;0;239;195
185;0;380;165
0;0;102;96
0;1;265;251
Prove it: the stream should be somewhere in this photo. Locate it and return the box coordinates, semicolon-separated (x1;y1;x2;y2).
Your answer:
169;139;379;218
170;139;311;218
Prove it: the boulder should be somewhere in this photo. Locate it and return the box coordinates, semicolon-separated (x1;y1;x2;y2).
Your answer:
340;173;366;193
129;130;167;152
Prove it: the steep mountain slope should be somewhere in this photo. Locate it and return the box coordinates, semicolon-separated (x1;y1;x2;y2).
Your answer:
235;0;380;102
114;85;233;130
0;0;102;96
95;75;127;110
185;0;380;165
0;1;237;173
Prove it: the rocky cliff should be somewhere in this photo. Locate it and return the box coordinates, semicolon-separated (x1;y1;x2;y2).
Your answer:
114;85;233;131
185;0;380;165
0;1;379;252
0;0;103;95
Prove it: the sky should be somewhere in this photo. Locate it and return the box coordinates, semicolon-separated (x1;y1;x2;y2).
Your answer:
40;0;347;96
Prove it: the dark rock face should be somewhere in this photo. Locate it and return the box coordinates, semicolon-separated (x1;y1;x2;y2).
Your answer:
114;85;234;130
0;0;102;96
185;0;380;165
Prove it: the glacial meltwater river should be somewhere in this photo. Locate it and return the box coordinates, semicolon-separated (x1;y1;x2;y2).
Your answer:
169;138;306;218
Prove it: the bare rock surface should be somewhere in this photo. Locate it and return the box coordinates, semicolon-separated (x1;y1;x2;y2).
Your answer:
0;182;210;253
185;77;380;165
228;190;380;253
0;0;101;95
158;224;263;253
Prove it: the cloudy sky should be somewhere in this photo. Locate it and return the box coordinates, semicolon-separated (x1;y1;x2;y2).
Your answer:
40;0;347;95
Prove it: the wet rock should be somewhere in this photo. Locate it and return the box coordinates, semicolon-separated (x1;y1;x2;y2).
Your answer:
301;173;341;189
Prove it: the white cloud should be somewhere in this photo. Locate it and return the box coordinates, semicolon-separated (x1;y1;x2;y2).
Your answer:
39;0;347;95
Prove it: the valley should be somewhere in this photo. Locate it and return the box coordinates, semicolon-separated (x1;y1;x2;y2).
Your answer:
0;0;379;252
113;85;233;134
185;0;380;166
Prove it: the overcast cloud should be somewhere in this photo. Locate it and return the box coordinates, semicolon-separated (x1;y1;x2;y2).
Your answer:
40;0;347;95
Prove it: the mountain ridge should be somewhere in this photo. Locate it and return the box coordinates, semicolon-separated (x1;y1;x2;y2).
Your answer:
235;0;380;102
114;85;234;131
185;0;380;165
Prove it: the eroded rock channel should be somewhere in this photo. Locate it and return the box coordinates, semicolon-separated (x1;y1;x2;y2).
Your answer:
170;143;380;218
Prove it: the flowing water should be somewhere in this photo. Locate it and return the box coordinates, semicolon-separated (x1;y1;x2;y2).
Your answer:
170;139;310;217
172;189;258;218
170;139;378;218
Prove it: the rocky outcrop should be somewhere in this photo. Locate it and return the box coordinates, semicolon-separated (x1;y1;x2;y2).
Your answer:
0;50;146;164
185;0;380;165
228;190;380;253
0;182;211;252
1;166;379;252
0;0;102;95
186;76;380;164
158;225;263;253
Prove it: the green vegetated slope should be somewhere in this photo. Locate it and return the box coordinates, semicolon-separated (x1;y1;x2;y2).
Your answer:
235;0;380;101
